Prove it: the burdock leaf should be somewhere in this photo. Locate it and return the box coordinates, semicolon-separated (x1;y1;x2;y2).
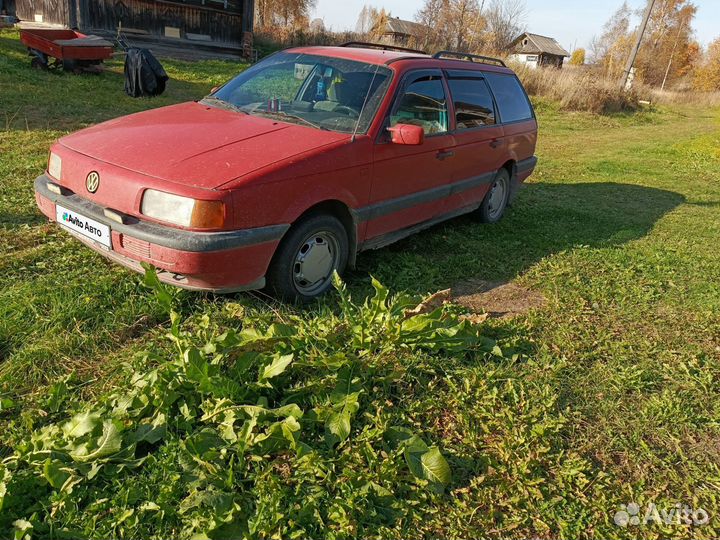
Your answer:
260;353;294;381
70;420;123;463
141;263;173;313
43;459;71;489
61;411;101;439
326;411;351;442
403;436;451;490
418;447;451;486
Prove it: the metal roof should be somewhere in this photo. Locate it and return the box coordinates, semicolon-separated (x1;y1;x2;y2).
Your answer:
511;33;569;57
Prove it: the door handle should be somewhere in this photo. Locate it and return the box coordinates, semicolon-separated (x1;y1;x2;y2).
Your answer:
490;139;503;149
436;150;455;161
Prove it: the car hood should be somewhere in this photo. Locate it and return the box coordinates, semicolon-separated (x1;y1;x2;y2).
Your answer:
58;101;348;189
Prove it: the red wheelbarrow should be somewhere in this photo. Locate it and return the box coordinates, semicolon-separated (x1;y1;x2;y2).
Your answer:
20;28;114;73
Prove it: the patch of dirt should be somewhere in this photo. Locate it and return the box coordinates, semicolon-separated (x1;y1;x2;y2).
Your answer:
452;279;547;319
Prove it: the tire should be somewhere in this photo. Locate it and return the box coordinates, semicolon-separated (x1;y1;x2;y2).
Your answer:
30;57;47;70
266;214;349;302
477;168;511;224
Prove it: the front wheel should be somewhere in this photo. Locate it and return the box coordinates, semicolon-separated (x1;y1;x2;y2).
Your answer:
266;214;349;302
477;168;511;224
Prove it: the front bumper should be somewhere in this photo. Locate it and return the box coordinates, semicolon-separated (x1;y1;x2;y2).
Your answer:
35;175;289;292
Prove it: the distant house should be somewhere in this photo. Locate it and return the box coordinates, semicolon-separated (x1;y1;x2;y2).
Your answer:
5;0;255;56
376;17;428;47
509;32;569;69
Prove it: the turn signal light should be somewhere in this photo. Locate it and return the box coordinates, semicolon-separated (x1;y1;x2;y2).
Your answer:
190;200;226;229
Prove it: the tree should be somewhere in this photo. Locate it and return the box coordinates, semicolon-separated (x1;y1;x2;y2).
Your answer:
415;0;485;52
592;0;699;87
694;38;720;91
590;2;633;77
634;0;698;87
309;18;325;33
570;48;586;66
484;0;527;52
355;5;375;35
255;0;317;28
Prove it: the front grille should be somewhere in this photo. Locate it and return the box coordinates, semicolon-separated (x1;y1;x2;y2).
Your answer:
119;234;151;258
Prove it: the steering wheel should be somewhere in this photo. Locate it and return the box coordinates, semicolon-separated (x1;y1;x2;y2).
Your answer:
334;105;360;117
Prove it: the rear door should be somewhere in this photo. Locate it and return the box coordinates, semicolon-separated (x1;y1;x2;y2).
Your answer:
365;69;456;240
483;71;538;180
443;70;506;210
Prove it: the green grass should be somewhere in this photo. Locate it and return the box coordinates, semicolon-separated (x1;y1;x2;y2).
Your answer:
2;28;720;539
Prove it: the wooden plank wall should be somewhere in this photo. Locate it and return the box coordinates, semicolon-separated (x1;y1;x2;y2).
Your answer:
79;0;249;45
13;0;71;26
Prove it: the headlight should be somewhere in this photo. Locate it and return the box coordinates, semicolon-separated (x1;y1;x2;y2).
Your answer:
141;189;226;229
48;152;62;180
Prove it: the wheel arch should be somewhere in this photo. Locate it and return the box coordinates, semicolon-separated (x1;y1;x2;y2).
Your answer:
285;199;359;268
499;159;521;204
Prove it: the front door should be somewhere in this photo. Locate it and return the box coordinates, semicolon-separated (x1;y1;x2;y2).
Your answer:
365;70;456;241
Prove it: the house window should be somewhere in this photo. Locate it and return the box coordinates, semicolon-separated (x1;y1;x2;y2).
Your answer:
526;55;538;62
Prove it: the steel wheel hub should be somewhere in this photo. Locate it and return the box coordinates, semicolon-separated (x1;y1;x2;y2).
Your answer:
487;177;507;218
293;232;339;295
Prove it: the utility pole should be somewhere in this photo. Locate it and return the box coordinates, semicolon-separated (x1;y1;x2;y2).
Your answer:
619;0;657;91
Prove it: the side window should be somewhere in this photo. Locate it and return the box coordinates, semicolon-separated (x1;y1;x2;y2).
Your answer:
391;76;449;135
447;77;496;128
484;72;533;123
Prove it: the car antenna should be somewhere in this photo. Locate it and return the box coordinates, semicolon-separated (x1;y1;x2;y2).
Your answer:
351;63;381;143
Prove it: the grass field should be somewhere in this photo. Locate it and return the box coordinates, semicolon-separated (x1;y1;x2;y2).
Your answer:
2;28;720;539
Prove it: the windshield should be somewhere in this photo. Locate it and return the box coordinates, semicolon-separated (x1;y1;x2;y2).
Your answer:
209;52;393;134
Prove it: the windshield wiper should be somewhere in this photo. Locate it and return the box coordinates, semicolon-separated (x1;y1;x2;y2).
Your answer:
257;110;328;131
200;96;248;114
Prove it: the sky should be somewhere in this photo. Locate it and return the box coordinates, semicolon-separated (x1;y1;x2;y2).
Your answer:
310;0;720;51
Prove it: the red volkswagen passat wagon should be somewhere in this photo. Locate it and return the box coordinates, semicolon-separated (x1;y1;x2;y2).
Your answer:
35;43;538;301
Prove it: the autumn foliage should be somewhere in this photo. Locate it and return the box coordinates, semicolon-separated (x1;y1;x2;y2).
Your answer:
569;49;586;66
694;38;720;91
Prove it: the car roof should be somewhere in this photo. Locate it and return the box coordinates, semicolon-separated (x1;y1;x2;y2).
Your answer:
284;45;515;75
286;45;429;66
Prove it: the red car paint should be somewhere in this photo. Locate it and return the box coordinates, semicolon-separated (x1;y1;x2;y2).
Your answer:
35;46;538;293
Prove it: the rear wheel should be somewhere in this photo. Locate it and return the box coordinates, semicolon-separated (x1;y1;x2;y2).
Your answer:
477;168;511;223
266;214;349;302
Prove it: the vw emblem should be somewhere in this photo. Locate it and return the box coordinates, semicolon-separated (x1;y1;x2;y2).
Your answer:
86;171;100;193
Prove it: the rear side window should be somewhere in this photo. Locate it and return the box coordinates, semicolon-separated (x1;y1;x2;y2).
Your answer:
484;73;533;123
447;77;496;128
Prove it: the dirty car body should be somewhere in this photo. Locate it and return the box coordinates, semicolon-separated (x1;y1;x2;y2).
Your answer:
35;45;538;300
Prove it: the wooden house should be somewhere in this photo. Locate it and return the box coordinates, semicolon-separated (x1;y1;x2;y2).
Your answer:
376;17;428;47
509;32;569;69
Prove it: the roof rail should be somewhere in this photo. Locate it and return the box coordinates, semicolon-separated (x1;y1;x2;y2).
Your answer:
339;41;427;55
432;51;507;67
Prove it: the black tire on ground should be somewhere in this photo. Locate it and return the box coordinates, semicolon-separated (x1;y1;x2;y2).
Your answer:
62;59;78;72
266;214;349;302
30;57;47;70
477;168;511;224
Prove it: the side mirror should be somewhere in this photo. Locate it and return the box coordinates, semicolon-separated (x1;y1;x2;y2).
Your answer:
210;86;220;94
388;123;425;145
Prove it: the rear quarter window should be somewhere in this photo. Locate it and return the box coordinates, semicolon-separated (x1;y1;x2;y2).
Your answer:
484;72;534;124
